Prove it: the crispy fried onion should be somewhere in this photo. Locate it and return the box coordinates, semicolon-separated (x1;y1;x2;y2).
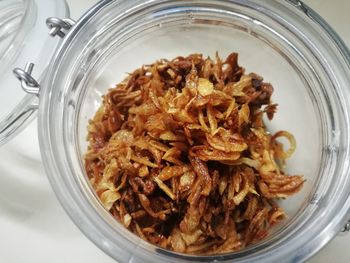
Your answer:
85;52;303;255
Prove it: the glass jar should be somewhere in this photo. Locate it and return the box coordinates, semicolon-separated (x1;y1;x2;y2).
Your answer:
3;0;350;262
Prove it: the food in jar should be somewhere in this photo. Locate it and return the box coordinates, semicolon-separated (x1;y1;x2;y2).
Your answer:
84;52;303;254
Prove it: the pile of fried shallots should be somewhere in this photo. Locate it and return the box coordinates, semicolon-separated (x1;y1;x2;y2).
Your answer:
85;52;304;255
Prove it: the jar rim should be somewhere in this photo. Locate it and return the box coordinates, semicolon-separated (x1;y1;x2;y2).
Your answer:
0;0;35;75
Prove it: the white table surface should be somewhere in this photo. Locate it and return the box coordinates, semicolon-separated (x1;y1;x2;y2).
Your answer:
1;0;349;262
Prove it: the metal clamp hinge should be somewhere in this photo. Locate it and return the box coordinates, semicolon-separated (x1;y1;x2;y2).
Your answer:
342;220;350;232
287;0;309;14
46;17;76;38
13;63;40;95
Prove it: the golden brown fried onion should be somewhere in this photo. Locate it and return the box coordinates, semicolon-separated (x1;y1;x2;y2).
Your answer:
85;52;303;255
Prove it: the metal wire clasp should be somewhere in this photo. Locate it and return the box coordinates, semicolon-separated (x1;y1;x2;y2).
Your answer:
12;18;75;95
342;220;350;233
13;63;40;95
46;17;76;38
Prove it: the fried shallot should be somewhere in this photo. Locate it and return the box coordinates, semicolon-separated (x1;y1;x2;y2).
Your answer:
85;52;303;255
